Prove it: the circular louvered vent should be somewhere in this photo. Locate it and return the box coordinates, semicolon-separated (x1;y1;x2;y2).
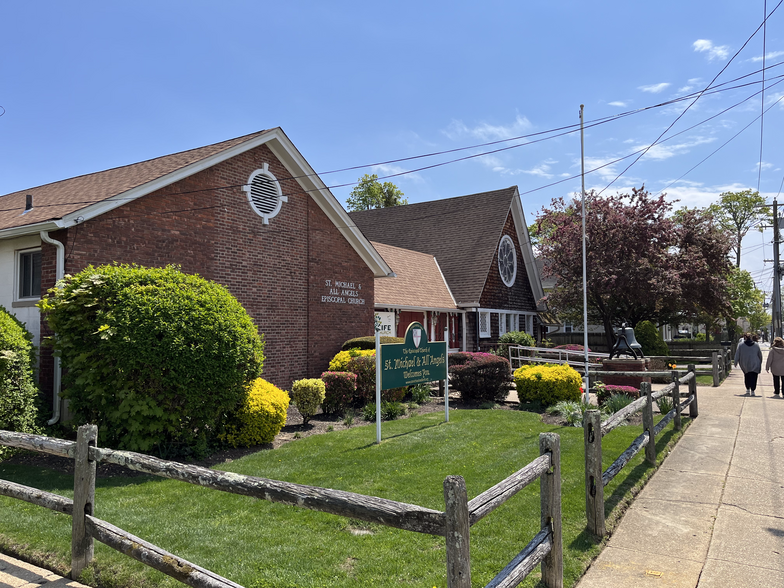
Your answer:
243;163;287;224
498;234;517;287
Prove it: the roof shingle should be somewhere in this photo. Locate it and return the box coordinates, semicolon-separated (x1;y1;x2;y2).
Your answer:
0;130;272;232
349;187;518;305
372;241;456;310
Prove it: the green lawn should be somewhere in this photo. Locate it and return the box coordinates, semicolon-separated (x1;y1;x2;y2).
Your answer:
0;409;684;588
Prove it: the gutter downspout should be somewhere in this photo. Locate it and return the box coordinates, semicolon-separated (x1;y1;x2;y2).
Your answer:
40;231;64;425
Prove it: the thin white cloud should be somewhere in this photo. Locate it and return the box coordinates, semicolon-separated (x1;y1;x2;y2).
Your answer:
633;136;716;161
754;161;774;172
608;101;627;107
442;114;532;142
693;39;730;61
370;164;425;184
661;182;751;208
582;156;625;183
765;92;784;110
638;83;671;93
749;50;784;62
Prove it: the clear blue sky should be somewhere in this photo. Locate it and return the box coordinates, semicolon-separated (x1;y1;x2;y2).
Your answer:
1;1;781;295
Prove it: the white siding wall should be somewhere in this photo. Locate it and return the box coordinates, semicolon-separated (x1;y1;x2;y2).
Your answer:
0;235;42;345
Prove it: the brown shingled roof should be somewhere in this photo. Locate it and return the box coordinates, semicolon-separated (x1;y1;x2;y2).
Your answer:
350;187;518;305
0;130;273;232
372;242;456;310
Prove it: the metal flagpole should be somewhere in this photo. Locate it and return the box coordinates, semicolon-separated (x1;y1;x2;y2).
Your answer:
580;105;590;403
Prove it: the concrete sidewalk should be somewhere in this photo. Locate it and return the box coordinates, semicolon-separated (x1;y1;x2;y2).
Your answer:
0;552;89;588
577;348;784;587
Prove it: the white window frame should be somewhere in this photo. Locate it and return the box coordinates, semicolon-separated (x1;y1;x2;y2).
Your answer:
479;311;491;338
242;163;288;225
16;248;42;301
497;234;517;287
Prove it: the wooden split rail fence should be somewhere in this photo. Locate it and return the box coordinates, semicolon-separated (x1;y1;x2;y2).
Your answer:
511;345;731;387
583;366;698;536
0;428;564;588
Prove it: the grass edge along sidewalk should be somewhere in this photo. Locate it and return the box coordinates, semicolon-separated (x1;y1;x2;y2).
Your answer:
0;409;688;588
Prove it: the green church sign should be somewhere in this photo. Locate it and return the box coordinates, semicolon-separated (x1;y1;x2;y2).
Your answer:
380;322;447;389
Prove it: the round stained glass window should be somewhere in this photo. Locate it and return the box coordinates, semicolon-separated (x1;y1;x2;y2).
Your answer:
498;235;517;287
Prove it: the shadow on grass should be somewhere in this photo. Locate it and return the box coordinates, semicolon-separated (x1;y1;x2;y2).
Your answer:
0;463;160;494
603;421;685;520
347;421;442;450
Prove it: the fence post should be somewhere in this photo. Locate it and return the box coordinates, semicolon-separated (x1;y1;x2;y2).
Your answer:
444;475;471;588
712;351;720;387
540;432;563;588
688;364;699;418
583;410;605;537
671;371;681;431
71;424;97;580
641;382;655;464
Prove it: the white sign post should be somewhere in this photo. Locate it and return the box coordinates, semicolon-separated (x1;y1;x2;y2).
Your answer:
444;327;449;422
375;321;382;444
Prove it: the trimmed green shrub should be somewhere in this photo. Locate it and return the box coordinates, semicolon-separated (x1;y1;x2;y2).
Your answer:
513;364;582;406
321;371;357;415
0;306;40;459
38;264;264;456
495;331;536;360
341;336;403;351
290;378;325;424
634;320;669;356
219;378;289;447
449;355;513;403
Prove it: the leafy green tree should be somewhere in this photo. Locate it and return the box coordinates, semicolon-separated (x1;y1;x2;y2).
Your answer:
346;174;407;211
708;189;770;267
39;264;264;456
634;321;669;356
728;268;769;332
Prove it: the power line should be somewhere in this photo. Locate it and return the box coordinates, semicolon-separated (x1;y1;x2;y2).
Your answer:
596;0;784;197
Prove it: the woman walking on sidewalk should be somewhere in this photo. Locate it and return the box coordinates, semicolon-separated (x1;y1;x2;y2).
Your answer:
735;332;763;396
766;337;784;397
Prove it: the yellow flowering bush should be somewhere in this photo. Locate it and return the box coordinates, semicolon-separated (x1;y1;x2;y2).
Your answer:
514;363;582;406
220;378;289;447
328;348;375;372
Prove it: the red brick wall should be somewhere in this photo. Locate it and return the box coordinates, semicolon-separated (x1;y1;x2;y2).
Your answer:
38;143;375;396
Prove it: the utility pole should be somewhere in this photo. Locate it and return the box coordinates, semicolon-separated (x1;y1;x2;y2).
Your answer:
580;105;589;402
774;199;782;337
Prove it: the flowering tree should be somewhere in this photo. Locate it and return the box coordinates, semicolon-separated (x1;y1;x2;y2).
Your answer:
537;187;733;349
